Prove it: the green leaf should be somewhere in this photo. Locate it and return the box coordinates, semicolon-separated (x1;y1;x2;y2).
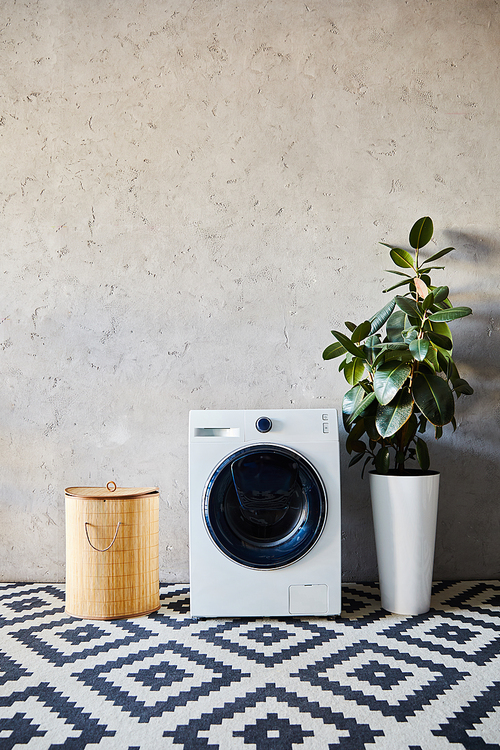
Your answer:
422;292;435;310
383;277;413;294
375;390;414;438
386;269;413;278
352;320;372;343
343;385;365;423
436;349;453;377
416;438;430;471
402;326;419;343
378;349;413;365
409;338;430;361
418;414;428;433
428;307;472;322
361;455;374;478
421;247;454;265
331;330;366;358
322;341;346;360
420;266;445;273
350;391;378;424
364;334;382;364
374;446;390;474
399;414;418;449
364;416;380;441
351;440;367;454
390;247;415;269
428;320;453;350
432;285;450;304
372;342;409;352
372;347;396;369
345;321;357;332
348;452;366;468
344;358;366;385
453;378;474;396
385;310;407;342
343;387;377;426
427;331;453;350
412;372;455;426
369;298;396;334
395;295;422;319
424;345;440;372
373;362;412;405
409;216;433;249
430;319;453;335
345;419;367;452
447;359;461;383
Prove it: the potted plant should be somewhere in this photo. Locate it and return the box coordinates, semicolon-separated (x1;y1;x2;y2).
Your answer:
323;217;473;614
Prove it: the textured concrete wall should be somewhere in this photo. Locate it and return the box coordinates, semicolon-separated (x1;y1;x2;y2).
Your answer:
1;0;499;582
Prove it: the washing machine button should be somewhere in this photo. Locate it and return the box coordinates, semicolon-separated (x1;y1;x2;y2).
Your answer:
255;416;273;433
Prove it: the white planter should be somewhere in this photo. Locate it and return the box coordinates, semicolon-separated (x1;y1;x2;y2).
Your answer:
369;471;440;615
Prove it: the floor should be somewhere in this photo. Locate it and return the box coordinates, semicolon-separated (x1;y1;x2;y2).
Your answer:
1;581;499;749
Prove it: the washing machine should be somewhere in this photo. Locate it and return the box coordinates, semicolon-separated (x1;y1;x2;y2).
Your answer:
189;408;341;617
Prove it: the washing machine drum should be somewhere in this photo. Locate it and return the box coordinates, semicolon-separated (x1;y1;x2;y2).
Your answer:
204;444;327;569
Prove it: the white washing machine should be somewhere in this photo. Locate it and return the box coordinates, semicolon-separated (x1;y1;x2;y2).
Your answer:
189;408;341;617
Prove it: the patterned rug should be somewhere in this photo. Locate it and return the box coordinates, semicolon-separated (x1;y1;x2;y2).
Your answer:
1;581;499;749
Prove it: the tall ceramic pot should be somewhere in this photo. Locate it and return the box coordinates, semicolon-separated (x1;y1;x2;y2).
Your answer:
369;471;440;615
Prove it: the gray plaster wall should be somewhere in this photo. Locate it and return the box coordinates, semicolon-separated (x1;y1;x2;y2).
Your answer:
1;0;499;583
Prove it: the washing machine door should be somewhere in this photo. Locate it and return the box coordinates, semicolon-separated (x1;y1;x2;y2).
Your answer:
204;444;327;569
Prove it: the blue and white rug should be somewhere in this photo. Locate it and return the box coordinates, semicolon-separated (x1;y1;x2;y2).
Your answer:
1;581;499;749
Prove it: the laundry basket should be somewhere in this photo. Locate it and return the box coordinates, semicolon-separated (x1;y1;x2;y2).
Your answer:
65;482;160;620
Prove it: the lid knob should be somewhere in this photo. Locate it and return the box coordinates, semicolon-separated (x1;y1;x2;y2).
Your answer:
107;481;117;492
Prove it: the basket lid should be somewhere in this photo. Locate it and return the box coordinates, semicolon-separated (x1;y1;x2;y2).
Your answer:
65;482;158;499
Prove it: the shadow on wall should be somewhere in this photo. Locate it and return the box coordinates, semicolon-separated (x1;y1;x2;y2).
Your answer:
444;228;500;468
341;229;500;582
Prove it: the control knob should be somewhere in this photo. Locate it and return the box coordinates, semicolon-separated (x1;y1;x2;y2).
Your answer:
255;416;273;433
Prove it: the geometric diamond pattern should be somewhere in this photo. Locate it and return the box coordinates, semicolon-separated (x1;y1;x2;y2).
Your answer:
432;680;500;747
1;581;499;749
294;639;468;720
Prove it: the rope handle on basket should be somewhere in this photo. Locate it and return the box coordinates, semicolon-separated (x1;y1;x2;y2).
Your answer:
85;521;122;552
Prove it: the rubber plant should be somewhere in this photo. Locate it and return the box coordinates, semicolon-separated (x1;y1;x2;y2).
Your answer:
322;217;473;475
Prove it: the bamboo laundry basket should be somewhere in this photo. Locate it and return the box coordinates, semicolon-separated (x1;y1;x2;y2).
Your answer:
65;482;160;620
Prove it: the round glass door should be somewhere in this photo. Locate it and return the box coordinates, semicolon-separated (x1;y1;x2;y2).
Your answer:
204;444;327;569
